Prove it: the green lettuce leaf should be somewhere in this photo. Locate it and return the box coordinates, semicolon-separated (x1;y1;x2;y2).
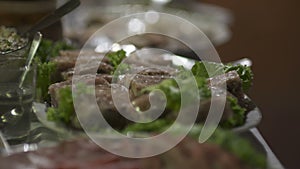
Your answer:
142;69;211;112
221;96;246;128
47;87;74;124
35;39;74;102
191;61;253;91
106;49;126;73
35;61;56;102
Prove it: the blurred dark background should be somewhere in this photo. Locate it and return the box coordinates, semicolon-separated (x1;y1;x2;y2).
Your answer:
201;0;300;168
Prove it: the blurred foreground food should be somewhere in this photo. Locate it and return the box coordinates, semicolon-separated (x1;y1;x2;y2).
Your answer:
0;134;265;169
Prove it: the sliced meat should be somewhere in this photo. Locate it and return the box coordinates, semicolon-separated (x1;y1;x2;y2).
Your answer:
164;137;251;169
48;80;72;107
49;75;110;107
131;92;239;124
53;50;113;75
129;74;171;97
137;68;172;76
208;71;256;111
59;50;110;63
0;137;252;169
61;68;113;82
48;78;131;129
194;93;239;123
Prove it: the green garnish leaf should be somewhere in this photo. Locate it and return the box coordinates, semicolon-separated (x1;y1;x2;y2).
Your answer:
224;64;254;91
35;39;74;102
47;83;94;125
106;49;126;73
221;96;246;128
113;63;131;76
191;61;225;78
36;61;56;102
143;78;181;111
143;69;210;112
191;61;254;91
36;39;74;63
47;87;74;124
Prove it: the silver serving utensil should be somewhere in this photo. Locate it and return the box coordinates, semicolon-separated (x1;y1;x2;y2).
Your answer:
19;32;42;88
21;0;80;35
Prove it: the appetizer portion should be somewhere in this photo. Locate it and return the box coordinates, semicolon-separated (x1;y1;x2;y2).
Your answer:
33;40;255;130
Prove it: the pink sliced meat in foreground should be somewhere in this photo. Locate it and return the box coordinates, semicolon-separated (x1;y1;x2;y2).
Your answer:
0;137;251;169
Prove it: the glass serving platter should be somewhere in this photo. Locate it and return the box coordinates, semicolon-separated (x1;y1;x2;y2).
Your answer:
0;107;280;169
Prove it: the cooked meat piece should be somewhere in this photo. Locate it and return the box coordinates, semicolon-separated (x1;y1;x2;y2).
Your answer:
100;74;113;83
208;71;242;94
0;138;138;169
125;71;254;125
48;80;71;107
124;53;173;68
130;94;169;120
137;68;172;76
49;75;110;107
95;84;131;129
61;68;74;80
52;54;76;72
163;137;251;169
208;71;256;111
53;50;113;75
131;94;151;111
195;93;238;123
76;62;114;74
49;78;132;129
0;137;252;169
53;57;113;75
61;68;114;82
59;50;110;63
129;74;171;97
131;93;238;124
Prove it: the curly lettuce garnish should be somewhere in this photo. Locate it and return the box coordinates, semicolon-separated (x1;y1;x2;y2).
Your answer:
35;39;74;102
36;61;56;102
224;64;253;91
36;39;74;63
47;83;94;125
143;69;210;112
113;63;131;76
221;96;246;128
106;49;126;72
191;61;225;78
191;61;253;91
47;87;74;124
143;62;251;128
